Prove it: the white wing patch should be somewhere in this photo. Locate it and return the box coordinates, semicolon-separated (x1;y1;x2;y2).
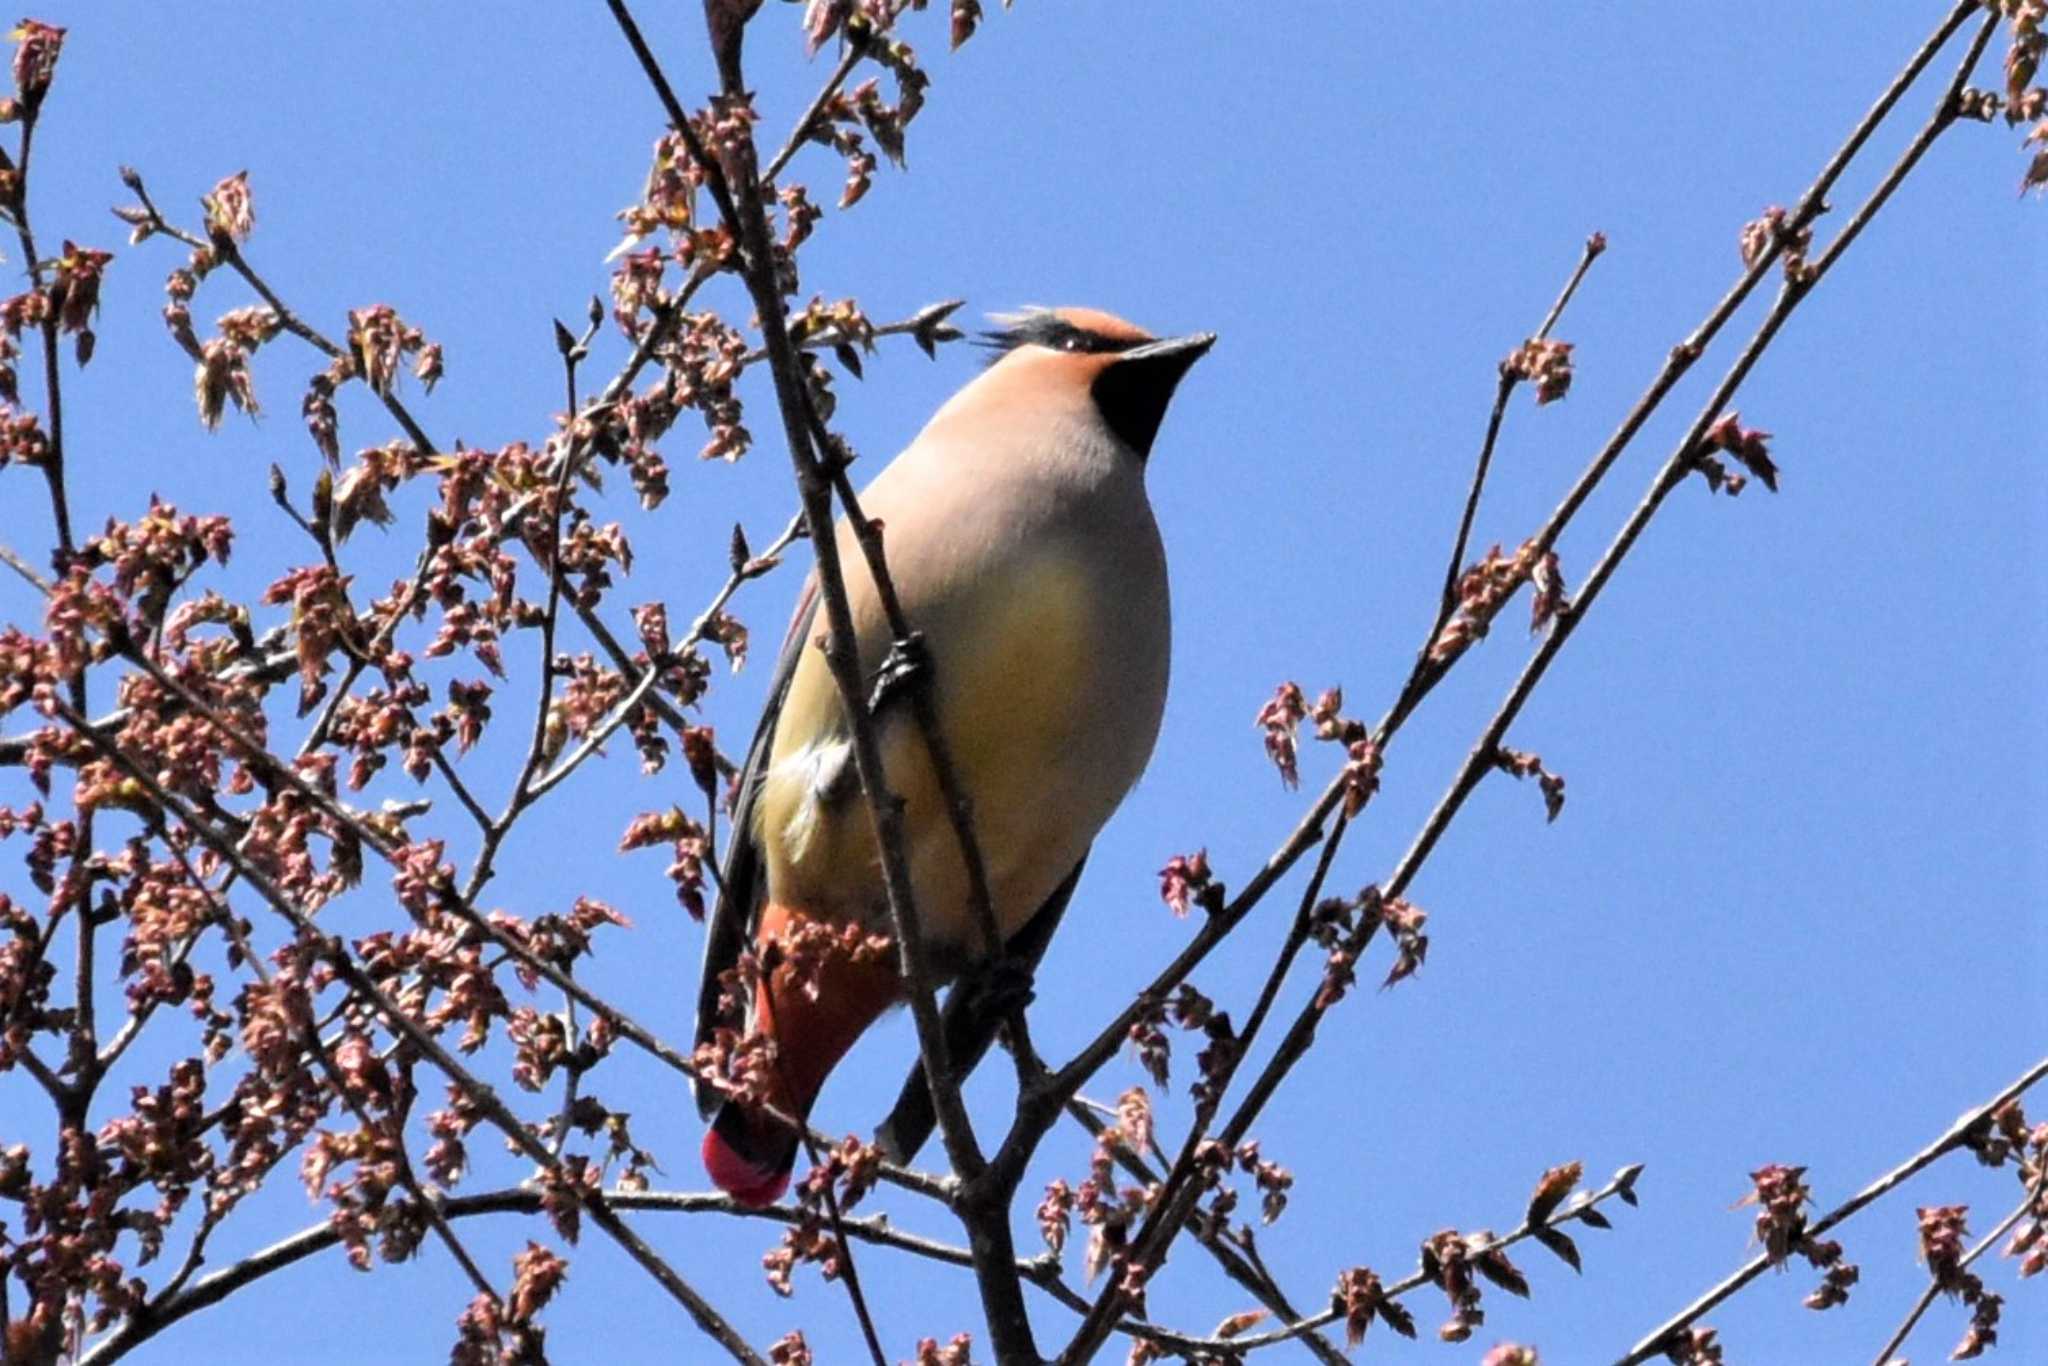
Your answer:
766;737;854;863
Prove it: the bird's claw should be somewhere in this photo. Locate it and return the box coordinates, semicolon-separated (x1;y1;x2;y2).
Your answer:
966;954;1038;1019
866;631;931;716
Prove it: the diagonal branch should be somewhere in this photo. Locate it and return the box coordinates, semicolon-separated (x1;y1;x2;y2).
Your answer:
1382;1;1999;956
528;511;806;801
1868;1168;2044;1366
78;1183;1095;1366
1121;1164;1645;1357
1622;1053;2048;1366
122;174;436;454
1431;231;1604;642
1060;1098;1351;1366
56;701;766;1366
762;40;867;186
1054;7;1998;1359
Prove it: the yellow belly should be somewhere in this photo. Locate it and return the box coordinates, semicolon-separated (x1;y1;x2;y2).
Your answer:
757;554;1102;951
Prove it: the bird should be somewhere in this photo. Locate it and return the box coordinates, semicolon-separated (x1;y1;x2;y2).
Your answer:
695;306;1213;1206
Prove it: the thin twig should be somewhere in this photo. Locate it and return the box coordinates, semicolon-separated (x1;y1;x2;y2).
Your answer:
0;538;52;593
57;703;765;1366
738;300;966;367
547;984;584;1164
427;744;494;833
1124;1164;1644;1356
1869;1170;2043;1366
528;512;805;800
1226;815;1350;1102
800;1137;890;1366
498;410;584;823
78;1185;1084;1366
1061;1099;1351;1366
1053;9;1995;1359
1621;1053;2048;1365
762;40;866;186
11;100;71;557
1431;232;1605;639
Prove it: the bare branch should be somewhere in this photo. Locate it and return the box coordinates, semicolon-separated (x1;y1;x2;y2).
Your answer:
1869;1170;2043;1366
55;701;765;1366
763;40;867;187
80;1186;1079;1366
1385;2;2000;952
1120;1164;1644;1357
1431;231;1604;642
600;2;1041;1357
1623;1053;2048;1364
1053;8;2000;1359
529;512;805;801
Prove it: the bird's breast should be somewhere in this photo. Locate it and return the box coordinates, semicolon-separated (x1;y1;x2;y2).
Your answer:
760;514;1170;955
920;541;1169;939
936;552;1102;778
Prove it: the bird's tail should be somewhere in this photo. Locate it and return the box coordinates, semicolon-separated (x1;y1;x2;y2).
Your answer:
701;902;901;1207
702;1100;801;1207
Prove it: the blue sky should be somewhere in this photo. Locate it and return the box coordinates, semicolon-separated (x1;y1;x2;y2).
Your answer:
1;3;2042;1363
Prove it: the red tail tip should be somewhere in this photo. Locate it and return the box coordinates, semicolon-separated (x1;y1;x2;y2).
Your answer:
702;1127;791;1207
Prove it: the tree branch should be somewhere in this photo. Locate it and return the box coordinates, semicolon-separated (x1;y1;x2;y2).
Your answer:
1123;1164;1644;1357
1621;1053;2048;1365
56;702;765;1366
1053;8;1997;1358
1869;1170;2043;1366
79;1185;1079;1366
601;1;1041;1357
1431;231;1603;641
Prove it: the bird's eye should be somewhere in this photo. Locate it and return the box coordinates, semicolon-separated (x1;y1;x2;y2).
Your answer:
1058;332;1086;352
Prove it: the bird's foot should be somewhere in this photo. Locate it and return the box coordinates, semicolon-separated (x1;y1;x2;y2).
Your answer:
866;631;931;716
966;953;1039;1021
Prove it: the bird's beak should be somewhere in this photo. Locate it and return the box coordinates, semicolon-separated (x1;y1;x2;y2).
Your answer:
1092;331;1216;459
1115;331;1217;375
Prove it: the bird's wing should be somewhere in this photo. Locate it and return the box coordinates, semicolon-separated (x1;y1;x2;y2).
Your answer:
872;854;1088;1164
693;576;821;1117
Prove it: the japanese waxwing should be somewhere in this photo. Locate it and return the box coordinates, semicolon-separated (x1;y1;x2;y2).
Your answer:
695;307;1214;1205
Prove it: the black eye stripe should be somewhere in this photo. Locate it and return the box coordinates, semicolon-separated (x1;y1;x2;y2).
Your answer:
978;313;1141;364
1047;323;1128;354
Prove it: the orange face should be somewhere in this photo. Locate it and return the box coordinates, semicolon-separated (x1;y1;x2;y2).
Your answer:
979;307;1214;458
